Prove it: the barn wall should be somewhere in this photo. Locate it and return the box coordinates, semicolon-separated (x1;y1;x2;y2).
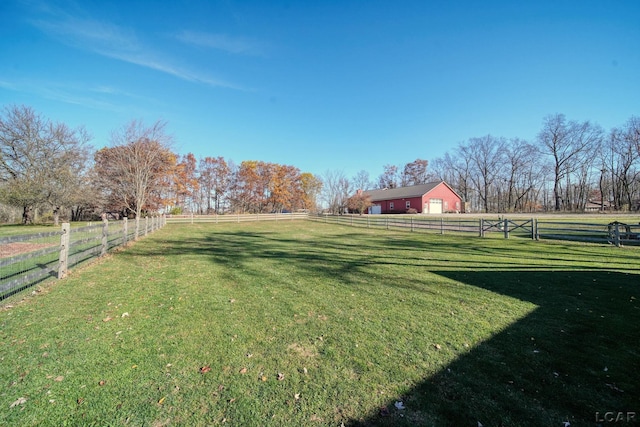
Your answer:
376;196;424;214
422;183;463;213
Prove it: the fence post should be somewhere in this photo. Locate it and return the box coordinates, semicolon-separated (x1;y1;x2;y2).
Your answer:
411;217;414;232
123;217;128;246
440;218;444;235
504;218;509;239
58;223;70;279
531;218;535;240
614;222;621;247
101;218;108;256
480;218;484;237
145;216;149;236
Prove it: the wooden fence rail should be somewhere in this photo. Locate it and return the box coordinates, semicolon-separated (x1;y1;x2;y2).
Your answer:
166;212;309;224
308;214;640;247
1;216;166;300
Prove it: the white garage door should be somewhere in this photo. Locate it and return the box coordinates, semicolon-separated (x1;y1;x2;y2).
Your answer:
428;198;443;214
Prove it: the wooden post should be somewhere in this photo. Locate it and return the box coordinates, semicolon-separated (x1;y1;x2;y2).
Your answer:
480;218;484;237
531;218;535;240
101;218;108;256
145;216;149;236
123;217;128;246
614;222;621;247
440;218;444;235
58;223;70;279
410;217;414;232
504;218;509;239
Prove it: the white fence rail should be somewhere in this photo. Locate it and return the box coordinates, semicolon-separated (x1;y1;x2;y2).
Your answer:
1;216;166;300
166;212;309;224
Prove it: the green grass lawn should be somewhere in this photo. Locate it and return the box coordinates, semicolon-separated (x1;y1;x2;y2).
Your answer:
1;221;639;426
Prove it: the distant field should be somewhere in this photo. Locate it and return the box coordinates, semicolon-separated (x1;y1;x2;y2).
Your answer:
1;221;638;426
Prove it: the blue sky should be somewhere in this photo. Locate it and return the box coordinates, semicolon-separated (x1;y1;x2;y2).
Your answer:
1;0;638;180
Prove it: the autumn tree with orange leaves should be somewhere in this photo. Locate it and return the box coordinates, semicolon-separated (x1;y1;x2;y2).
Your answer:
93;120;175;237
198;156;231;213
227;160;319;214
173;153;199;213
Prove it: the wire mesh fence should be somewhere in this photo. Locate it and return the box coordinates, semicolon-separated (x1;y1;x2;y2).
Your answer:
308;214;640;247
1;216;166;300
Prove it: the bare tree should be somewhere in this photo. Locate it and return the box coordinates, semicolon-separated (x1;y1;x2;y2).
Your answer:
605;116;640;210
93;120;175;237
431;150;473;210
352;170;372;191
321;170;352;214
0;105;91;224
538;114;603;211
377;164;399;189
466;135;507;213
401;159;429;186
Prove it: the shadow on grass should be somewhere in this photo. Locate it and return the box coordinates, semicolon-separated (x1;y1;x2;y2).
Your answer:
348;269;640;426
132;226;640;426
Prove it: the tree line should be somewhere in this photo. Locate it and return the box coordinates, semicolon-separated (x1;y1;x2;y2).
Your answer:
0;105;323;224
1;105;638;224
429;114;640;213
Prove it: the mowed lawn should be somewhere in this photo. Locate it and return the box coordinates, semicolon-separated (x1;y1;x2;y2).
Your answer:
1;221;639;426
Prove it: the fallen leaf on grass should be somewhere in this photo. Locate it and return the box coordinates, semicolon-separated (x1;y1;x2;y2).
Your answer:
606;383;624;393
54;376;64;382
434;344;442;350
394;401;405;410
121;312;129;318
98;380;106;386
102;317;113;322
10;397;27;408
200;366;211;374
158;396;166;405
277;373;285;381
239;367;247;374
77;398;84;405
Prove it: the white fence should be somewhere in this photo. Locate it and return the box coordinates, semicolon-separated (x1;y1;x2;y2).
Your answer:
166;212;309;224
1;216;165;300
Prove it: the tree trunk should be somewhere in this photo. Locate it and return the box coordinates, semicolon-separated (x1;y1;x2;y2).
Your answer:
22;205;34;224
53;206;60;226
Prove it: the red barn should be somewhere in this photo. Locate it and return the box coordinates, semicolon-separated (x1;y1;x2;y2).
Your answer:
363;181;463;214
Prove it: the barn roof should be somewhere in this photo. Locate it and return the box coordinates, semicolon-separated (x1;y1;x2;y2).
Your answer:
363;182;443;201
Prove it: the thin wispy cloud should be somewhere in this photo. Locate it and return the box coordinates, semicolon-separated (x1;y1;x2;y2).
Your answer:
175;30;268;56
0;77;151;113
25;4;244;90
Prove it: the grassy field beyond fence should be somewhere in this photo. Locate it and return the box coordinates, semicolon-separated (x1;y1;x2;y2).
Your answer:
1;221;639;426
